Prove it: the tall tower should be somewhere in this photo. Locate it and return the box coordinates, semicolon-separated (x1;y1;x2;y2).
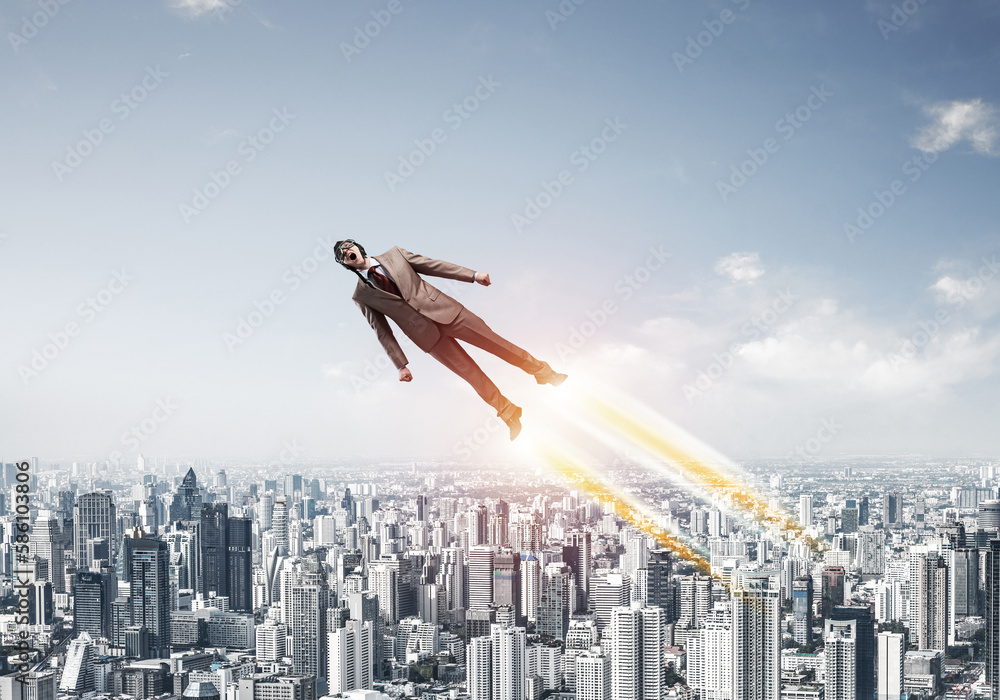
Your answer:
272;497;290;556
589;572;631;634
537;562;571;641
576;648;611;700
607;602;664;700
490;623;526;700
200;503;229;599
799;494;813;527
228;516;253;612
467;636;491;700
917;555;949;651
824;618;857;700
566;530;592;611
74;492;116;570
643;550;673;621
468;546;495;610
468;505;489;547
877;631;904;700
30;511;64;593
883;492;903;529
520;554;540;623
792;577;814;646
831;604;875;700
988;540;1000;699
732;570;780;700
493;548;520;622
130;538;170;658
687;602;733;700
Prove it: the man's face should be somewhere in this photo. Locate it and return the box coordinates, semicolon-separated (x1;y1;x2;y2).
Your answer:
339;242;365;269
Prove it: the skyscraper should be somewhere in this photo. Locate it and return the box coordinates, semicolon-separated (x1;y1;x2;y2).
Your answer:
493;548;520;622
792;576;814;646
200;502;229;599
732;570;780;700
687;602;733;700
468;546;495;610
576;648;611;700
74;491;116;570
30;511;64;593
491;623;526;700
130;537;170;658
917;555;949;651
824;618;857;700
877;631;904;700
590;572;631;634
59;632;96;694
989;541;1000;700
607;602;664;700
170;467;202;522
883;492;903;529
467;635;491;700
73;570;115;640
228;516;253;612
537;562;571;641
565;529;592;612
642;549;673;621
520;554;540;623
831;604;875;700
799;494;813;528
328;619;373;693
822;566;846;619
272;497;290;556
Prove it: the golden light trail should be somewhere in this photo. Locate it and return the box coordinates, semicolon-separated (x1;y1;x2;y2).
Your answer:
524;433;715;578
569;384;826;554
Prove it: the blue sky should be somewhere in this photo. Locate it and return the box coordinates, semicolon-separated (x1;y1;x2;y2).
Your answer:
2;0;1000;464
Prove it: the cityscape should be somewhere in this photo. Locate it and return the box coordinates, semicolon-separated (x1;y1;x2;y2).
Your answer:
2;454;999;699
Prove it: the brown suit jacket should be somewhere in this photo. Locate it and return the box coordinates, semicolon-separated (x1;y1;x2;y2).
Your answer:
352;246;477;369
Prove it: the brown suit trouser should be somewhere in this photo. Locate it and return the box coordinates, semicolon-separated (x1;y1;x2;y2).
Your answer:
426;307;545;420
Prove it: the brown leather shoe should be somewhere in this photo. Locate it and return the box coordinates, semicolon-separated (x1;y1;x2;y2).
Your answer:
503;406;523;441
535;363;568;386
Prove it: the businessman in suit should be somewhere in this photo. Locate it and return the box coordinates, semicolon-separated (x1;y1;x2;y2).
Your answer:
335;239;566;440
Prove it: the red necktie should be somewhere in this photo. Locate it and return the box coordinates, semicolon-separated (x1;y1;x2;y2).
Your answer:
369;268;400;296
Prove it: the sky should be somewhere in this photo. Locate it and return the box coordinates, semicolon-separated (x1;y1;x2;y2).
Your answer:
2;0;1000;465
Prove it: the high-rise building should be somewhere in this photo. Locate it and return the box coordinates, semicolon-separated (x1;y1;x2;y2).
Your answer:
30;511;64;593
564;619;599;693
576;648;611;700
643;550;673;621
493;548;520;621
328;619;373;693
793;576;814;646
831;604;875;700
130;537;170;658
468;505;489;547
537;562;571;641
877;631;904;700
520;554;540;623
687;602;733;700
732;570;780;700
590;572;631;634
227;516;253;612
74;491;116;570
565;530;592;612
950;547;979;635
256;621;287;661
824;618;857;700
822;566;846;619
799;494;813;528
170;467;202;522
980;500;1000;532
989;541;1000;699
491;623;526;700
607;602;664;700
59;632;96;694
74;569;115;640
883;492;903;529
200;503;229;600
917;555;949;651
468;546;495;610
272;497;290;556
289;570;329;680
467;636;491;700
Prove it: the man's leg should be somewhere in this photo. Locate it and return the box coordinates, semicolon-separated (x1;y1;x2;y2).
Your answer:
440;308;548;376
427;334;519;422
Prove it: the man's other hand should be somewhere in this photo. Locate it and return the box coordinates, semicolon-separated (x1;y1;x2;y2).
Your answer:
475;272;491;286
399;367;413;382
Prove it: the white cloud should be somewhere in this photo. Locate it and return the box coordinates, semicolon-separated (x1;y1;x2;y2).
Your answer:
912;99;999;155
167;0;229;18
714;252;765;283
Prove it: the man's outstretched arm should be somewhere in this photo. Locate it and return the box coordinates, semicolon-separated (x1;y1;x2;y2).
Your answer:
397;247;479;284
356;300;409;371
